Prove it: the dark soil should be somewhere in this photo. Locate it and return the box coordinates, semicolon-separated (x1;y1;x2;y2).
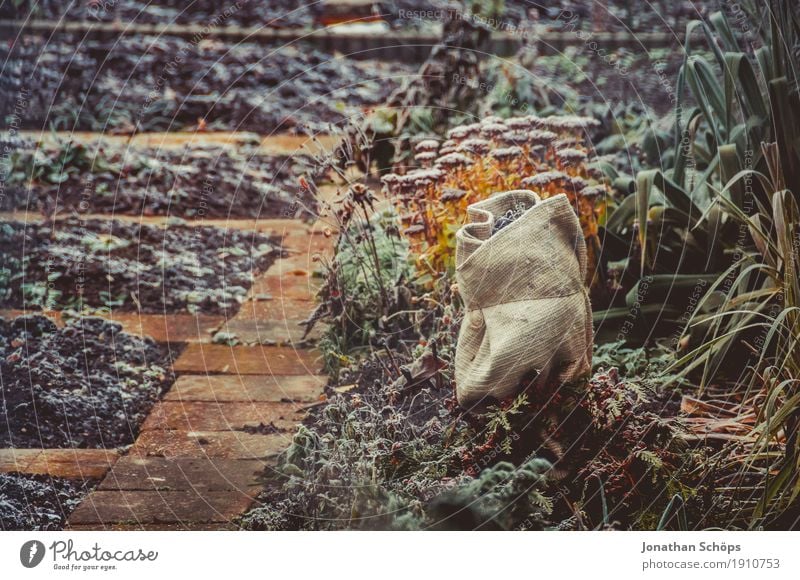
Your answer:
2;140;319;219
388;0;719;33
0;218;281;314
0;314;178;448
0;472;95;531
1;1;717;34
0;0;316;28
1;35;409;133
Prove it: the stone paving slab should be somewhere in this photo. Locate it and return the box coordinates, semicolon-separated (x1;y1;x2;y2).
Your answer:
98;456;268;493
140;401;302;432
23;131;341;157
0;449;43;473
164;374;325;403
0;309;63;324
216;318;322;345
0;310;222;343
67;490;257;526
173;344;322;374
250;275;322;301
267;255;324;275
129;430;294;460
256;218;335;236
0;212;336;243
234;298;318;321
107;313;224;343
26;450;121;479
280;229;336;253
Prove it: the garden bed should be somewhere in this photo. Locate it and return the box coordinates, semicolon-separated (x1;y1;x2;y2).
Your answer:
0;314;178;448
3;35;410;133
2;140;319;219
0;0;315;28
0;218;281;314
0;0;718;34
239;341;690;530
237;99;773;530
0;472;95;531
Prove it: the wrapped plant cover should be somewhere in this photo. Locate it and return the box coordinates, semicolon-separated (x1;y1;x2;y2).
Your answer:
455;190;592;408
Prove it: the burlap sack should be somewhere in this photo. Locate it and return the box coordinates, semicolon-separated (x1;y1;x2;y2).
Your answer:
454;190;592;408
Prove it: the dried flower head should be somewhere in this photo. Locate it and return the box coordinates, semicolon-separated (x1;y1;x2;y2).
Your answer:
491;146;523;161
440;188;467;202
521;170;568;188
580;185;606;198
557;148;589;166
446;123;481;141
415;139;440;153
479;122;508;138
499;130;530;146
435;152;473;168
568;176;589;191
414;151;438;165
381;173;400;187
505;116;534;130
528;129;558;145
458;138;492;156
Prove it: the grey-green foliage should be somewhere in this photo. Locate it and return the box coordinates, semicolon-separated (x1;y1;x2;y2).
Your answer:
239;373;553;531
321;209;414;367
241;386;465;530
425;458;553;530
336;210;412;309
593;340;676;380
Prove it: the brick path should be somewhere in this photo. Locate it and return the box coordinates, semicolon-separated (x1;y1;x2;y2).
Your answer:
0;144;341;529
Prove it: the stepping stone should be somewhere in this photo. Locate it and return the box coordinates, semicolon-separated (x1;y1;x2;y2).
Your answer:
234;298;320;323
268;255;324;275
278;230;336;255
0;449;42;473
98;456;268;494
0;309;63;325
173;344;322;374
250;275;322;301
215;319;322;345
0;310;222;343
140;401;302;432
67;490;256;526
107;313;224;343
24;449;120;479
234;298;317;322
253;219;321;237
73;215;262;231
318;0;384;25
257;133;340;156
129;430;294;460
164;374;325;403
29;130;341;157
0;211;34;223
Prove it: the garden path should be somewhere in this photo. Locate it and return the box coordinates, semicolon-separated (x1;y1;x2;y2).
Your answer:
0;135;341;529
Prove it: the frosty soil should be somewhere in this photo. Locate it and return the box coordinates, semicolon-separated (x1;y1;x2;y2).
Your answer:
0;218;281;314
3;140;319;219
0;315;177;448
